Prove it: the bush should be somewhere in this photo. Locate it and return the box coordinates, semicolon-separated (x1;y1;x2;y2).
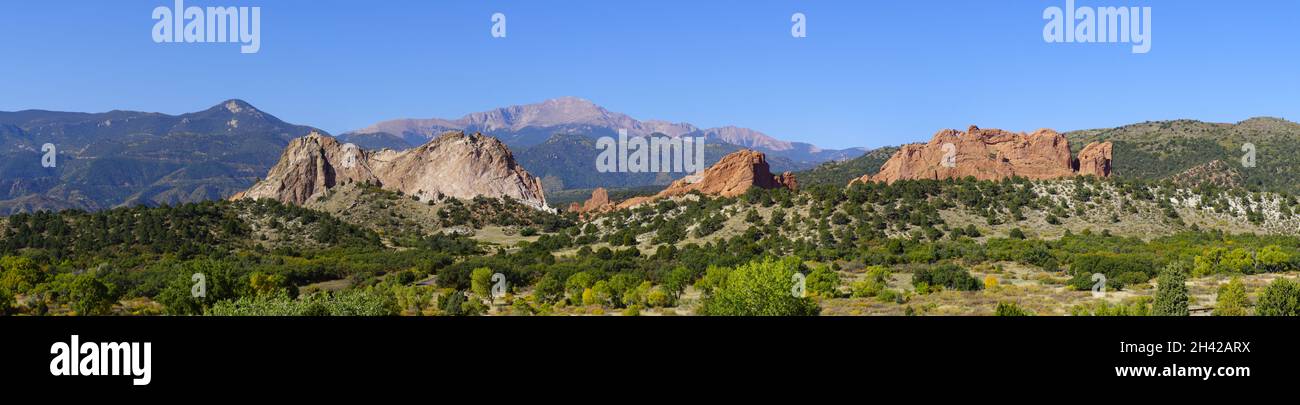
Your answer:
1069;297;1152;316
983;275;999;289
1212;277;1249;316
470;267;494;298
851;266;891;298
805;265;841;298
208;289;398;316
646;287;670;308
699;257;820;316
1256;278;1300;316
0;288;13;316
875;288;904;304
69;274;116;316
912;264;982;292
1;256;43;294
994;302;1032;316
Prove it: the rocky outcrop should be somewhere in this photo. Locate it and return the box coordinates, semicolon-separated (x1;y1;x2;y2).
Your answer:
851;126;1113;184
617;150;796;208
234;131;551;211
1076;141;1113;177
568;187;614;214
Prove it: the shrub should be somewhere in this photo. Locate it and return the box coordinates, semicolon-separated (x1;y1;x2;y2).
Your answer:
1069;297;1152;316
1212;277;1249;316
983;275;999;289
805;265;841;298
0;256;42;294
208;289;398;316
875;288;904;304
994;301;1032;316
699;257;820;316
69;274;117;316
646;286;670;308
1256;278;1300;316
0;287;13;316
851;266;891;298
470;267;494;298
912;264;982;292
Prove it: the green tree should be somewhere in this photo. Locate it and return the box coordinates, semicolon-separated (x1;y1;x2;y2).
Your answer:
0;256;42;294
564;272;594;305
0;287;14;316
1258;245;1292;273
1212;277;1249;316
646;286;670;308
1256;278;1300;316
470;267;494;298
69;274;116;316
1222;248;1255;273
533;273;564;303
912;264;982;292
156;259;248;315
851;266;891;298
805;265;841;298
1153;263;1190;316
249;272;288;297
699;257;819;316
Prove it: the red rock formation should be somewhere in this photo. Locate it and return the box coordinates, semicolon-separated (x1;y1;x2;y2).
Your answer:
617;150;796;208
235;131;551;211
1076;141;1113;177
569;187;614;214
851;126;1113;184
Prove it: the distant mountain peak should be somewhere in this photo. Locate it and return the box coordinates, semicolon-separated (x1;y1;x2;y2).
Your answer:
204;99;263;117
541;96;597;107
342;97;864;166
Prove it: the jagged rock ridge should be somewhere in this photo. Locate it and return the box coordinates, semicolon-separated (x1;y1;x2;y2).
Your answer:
234;131;550;211
568;187;614;214
852;126;1112;184
616;150;797;209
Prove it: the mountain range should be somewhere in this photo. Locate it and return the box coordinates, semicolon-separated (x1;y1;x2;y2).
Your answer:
0;100;321;214
3;97;1298;216
338;97;867;164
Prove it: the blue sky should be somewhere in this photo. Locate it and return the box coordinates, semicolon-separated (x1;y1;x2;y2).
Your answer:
1;0;1296;149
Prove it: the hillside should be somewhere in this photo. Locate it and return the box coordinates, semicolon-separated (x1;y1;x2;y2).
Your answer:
0;100;322;214
1065;117;1300;192
794;147;898;186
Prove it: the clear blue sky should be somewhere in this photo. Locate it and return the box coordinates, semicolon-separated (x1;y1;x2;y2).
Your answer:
1;0;1296;149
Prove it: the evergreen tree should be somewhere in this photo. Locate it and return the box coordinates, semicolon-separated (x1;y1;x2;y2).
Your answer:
1256;278;1300;316
1153;263;1190;316
1212;277;1249;316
